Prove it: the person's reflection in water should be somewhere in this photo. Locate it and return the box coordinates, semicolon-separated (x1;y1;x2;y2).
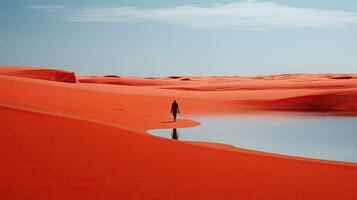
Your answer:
171;128;179;140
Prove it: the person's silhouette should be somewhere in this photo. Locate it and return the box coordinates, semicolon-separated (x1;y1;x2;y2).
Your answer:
171;128;179;140
171;100;180;122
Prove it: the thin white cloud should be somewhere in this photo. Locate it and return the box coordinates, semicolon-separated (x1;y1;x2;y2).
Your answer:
31;1;357;30
28;4;65;13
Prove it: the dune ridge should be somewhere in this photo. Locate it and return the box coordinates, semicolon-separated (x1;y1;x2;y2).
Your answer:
0;66;77;83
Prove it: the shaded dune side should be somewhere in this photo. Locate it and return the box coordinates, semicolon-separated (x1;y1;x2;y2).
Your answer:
231;91;357;113
0;67;77;83
1;105;357;199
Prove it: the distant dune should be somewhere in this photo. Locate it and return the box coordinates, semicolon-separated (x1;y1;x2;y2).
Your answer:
1;66;357;199
0;66;77;83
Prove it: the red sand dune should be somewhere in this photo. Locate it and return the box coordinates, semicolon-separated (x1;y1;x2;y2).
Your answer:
1;66;357;199
0;66;77;83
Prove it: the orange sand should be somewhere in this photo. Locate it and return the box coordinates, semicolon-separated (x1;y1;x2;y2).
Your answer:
1;66;357;199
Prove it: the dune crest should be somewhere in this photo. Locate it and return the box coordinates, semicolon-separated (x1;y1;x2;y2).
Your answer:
0;66;77;83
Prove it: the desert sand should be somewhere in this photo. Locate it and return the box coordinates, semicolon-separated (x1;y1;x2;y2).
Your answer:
1;66;357;199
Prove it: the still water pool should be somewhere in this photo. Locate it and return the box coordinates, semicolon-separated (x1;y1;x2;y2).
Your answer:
148;113;357;163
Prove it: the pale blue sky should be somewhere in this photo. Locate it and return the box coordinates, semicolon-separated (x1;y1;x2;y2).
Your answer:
1;0;357;76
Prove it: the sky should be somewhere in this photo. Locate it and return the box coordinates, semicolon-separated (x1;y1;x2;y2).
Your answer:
1;0;357;76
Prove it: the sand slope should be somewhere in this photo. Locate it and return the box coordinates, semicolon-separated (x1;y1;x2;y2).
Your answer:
0;66;77;83
1;66;357;199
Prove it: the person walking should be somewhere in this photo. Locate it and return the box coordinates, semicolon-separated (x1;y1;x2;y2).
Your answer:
171;100;180;122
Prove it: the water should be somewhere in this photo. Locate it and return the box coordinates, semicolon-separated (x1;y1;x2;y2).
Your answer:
148;113;357;163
